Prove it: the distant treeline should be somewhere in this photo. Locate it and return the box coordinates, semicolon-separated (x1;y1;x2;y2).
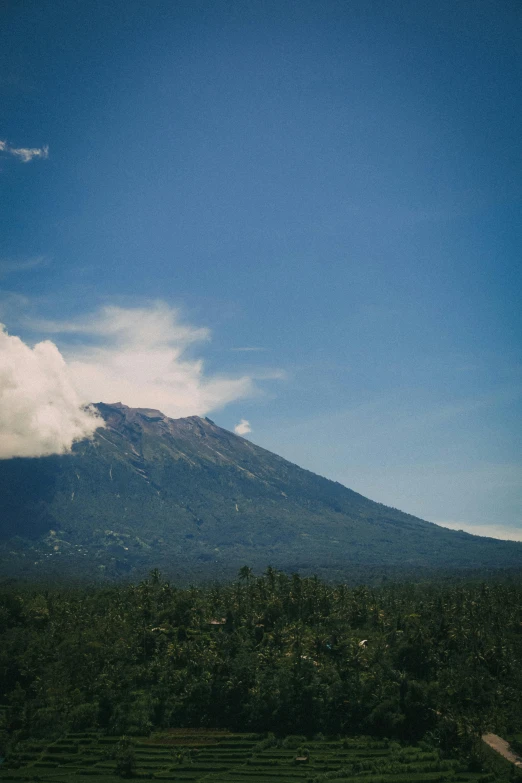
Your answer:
1;568;521;755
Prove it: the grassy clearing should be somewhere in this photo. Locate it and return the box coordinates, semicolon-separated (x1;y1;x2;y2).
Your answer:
0;732;504;783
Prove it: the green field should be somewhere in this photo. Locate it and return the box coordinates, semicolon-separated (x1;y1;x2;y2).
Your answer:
0;731;500;783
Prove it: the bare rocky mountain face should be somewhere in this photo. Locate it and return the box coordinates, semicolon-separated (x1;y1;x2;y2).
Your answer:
1;401;521;583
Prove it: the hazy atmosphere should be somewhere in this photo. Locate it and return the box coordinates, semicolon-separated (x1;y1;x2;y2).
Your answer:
1;0;520;539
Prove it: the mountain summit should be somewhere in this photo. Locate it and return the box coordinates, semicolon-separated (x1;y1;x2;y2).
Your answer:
1;401;521;582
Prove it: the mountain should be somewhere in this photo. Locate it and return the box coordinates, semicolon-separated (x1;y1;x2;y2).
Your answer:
1;401;521;583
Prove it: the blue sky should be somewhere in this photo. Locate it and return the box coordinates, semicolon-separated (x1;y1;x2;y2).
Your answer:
1;0;521;539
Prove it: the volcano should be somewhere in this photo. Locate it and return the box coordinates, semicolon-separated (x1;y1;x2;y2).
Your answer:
0;402;521;583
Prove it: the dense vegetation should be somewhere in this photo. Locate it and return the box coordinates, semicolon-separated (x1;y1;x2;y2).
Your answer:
1;403;522;584
2;569;521;768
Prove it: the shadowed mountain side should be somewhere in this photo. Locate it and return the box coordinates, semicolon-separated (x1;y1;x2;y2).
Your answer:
0;401;521;582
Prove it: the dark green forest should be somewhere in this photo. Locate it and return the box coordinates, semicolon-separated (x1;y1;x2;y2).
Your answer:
1;569;522;765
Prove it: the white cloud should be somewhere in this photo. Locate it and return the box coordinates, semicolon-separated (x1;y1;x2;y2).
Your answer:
234;419;252;436
38;302;260;419
0;326;101;459
0;139;49;163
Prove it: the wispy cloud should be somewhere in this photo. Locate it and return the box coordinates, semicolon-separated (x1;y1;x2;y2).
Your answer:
35;302;271;419
0;292;32;324
234;419;252;436
230;346;267;352
0;256;47;279
0;139;49;163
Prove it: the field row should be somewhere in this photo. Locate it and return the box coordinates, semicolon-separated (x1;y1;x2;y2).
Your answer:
1;731;499;783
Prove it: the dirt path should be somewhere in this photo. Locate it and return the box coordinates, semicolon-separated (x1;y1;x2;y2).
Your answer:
482;733;522;768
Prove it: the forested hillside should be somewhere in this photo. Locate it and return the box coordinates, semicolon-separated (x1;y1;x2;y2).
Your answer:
2;570;521;761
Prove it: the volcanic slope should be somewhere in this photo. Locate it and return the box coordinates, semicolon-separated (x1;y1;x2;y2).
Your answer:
1;401;521;582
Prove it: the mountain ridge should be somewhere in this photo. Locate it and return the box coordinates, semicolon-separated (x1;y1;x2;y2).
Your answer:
0;401;521;583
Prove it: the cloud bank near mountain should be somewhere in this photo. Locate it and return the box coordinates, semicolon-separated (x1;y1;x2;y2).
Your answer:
0;302;268;457
0;326;100;459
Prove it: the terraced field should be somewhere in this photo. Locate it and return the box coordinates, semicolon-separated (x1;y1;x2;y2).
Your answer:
0;731;499;783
